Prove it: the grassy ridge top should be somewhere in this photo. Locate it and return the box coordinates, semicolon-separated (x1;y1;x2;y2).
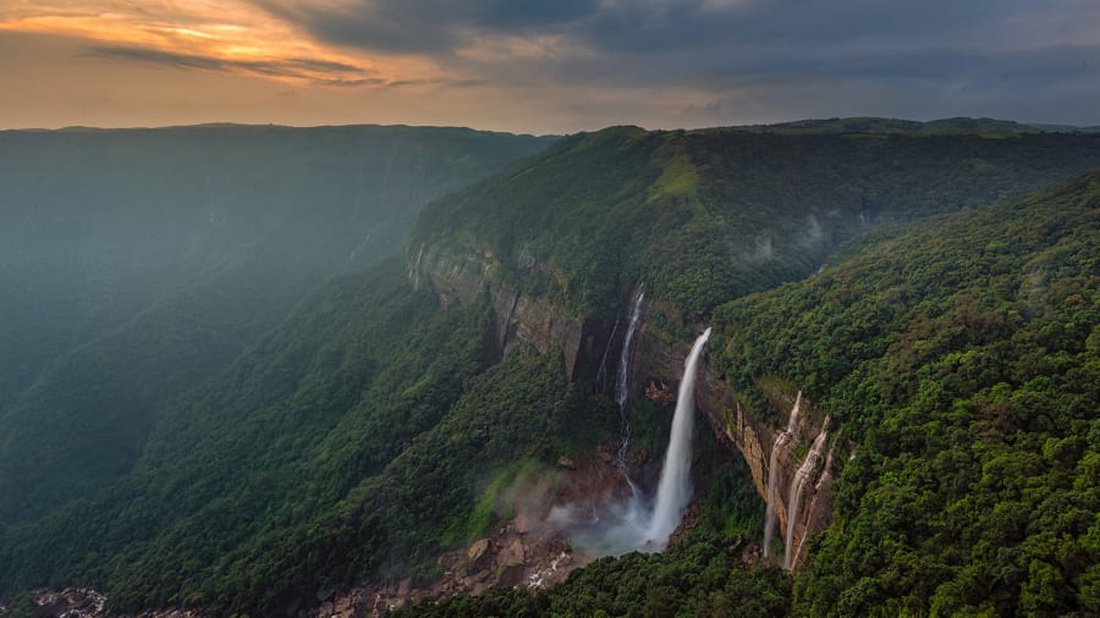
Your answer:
413;125;1100;324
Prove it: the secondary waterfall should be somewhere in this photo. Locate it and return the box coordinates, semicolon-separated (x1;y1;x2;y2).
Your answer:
763;391;802;559
615;286;645;495
616;286;645;407
784;419;829;569
646;327;711;547
791;444;835;568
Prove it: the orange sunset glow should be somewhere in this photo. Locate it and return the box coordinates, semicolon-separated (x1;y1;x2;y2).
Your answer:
1;0;1097;132
0;0;432;86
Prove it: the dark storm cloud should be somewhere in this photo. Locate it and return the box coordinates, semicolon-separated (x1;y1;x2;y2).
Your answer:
247;0;1097;124
250;0;1097;87
253;0;1016;57
87;45;383;86
254;0;600;54
571;0;1008;53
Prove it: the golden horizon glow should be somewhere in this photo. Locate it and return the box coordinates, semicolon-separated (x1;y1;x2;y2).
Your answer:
0;0;443;87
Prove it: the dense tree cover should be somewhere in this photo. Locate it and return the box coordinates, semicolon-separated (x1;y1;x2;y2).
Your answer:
0;258;621;617
712;172;1100;614
0;125;552;525
4;124;1100;617
412;126;1100;324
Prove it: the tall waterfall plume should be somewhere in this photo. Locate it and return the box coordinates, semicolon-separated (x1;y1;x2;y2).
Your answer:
763;391;802;558
646;327;711;547
547;327;711;556
784;418;829;569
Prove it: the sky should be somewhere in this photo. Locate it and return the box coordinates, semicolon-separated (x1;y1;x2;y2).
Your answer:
1;0;1098;134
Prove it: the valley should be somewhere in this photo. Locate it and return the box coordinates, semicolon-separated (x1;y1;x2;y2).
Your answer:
2;120;1099;617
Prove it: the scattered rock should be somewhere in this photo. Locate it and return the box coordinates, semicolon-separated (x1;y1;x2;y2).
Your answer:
466;538;494;573
596;445;613;463
645;378;677;404
556;456;576;469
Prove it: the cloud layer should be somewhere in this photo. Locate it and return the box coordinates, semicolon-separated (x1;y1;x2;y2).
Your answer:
1;0;1098;131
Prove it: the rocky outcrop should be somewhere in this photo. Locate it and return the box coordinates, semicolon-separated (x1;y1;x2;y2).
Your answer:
410;244;606;380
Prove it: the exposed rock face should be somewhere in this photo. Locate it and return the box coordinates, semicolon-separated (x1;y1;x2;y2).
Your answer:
636;325;836;569
410;243;836;569
412;245;604;380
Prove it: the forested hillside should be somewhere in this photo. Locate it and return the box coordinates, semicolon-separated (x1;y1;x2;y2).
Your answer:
713;172;1100;615
414;127;1100;322
398;166;1100;618
2;123;1099;617
0;124;552;525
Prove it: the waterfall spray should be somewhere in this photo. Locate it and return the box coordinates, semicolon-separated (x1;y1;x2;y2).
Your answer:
646;327;711;547
784;418;829;569
763;392;802;558
547;327;711;557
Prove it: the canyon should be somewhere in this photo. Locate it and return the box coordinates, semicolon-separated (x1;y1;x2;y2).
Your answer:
411;240;836;573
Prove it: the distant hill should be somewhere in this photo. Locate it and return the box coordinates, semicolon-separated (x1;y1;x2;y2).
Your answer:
1028;122;1100;133
729;116;1040;135
0;124;553;524
729;116;1100;135
414;126;1100;322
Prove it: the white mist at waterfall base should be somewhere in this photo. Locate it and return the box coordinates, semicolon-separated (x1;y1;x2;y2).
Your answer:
548;327;711;556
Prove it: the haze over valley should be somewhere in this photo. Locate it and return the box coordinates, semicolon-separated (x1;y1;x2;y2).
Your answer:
2;1;1100;616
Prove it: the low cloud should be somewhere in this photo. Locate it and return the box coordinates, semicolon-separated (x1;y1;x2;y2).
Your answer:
88;45;382;86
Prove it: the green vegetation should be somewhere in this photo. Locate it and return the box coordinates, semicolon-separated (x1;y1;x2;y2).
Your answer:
0;125;553;525
0;257;620;616
414;126;1100;325
3;123;1100;617
731;116;1040;136
396;423;784;618
712;171;1100;614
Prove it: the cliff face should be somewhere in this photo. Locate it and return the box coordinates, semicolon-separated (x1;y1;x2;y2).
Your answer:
633;324;835;568
410;244;834;569
410;244;608;381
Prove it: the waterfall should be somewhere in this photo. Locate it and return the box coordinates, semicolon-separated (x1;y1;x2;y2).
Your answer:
615;286;645;495
784;418;829;569
615;286;645;407
548;327;711;557
791;445;835;568
763;391;802;558
646;327;711;547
